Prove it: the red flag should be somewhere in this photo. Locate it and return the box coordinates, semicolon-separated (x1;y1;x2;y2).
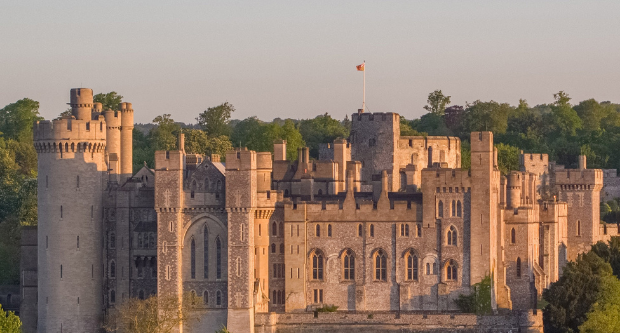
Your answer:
356;63;365;71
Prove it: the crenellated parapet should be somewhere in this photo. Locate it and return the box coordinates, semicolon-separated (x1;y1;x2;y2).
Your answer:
33;117;107;154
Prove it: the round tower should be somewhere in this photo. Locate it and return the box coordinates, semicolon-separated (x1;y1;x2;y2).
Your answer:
507;171;522;209
33;89;107;332
69;88;94;120
103;109;122;182
120;102;133;179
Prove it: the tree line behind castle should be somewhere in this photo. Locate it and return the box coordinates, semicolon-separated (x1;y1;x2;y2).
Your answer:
1;90;620;285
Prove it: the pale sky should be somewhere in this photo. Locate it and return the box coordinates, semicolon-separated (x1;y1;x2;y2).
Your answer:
1;1;619;124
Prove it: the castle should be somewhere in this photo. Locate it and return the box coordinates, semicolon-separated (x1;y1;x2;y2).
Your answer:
20;88;617;333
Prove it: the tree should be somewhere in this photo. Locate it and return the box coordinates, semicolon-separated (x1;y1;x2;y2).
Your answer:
548;91;582;137
94;91;123;111
411;112;451;136
299;113;349;159
579;273;620;332
103;294;197;333
230;117;304;160
0;304;21;333
151;114;181;151
423;90;451;115
183;129;233;160
464;100;513;135
495;143;519;175
196;102;234;137
543;251;612;333
0;98;42;142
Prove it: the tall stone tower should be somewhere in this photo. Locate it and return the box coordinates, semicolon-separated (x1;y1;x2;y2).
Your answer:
469;132;499;303
33;88;107;332
120;102;134;180
226;148;257;333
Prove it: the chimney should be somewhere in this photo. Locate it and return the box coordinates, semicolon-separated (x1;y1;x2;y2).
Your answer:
178;133;185;153
578;155;587;170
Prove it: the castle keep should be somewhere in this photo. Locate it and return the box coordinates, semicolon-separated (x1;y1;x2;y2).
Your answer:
23;88;616;332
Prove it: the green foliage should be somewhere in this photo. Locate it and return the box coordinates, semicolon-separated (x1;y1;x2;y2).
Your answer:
411;112;451;136
0;98;42;142
0;304;21;333
196;102;234;137
454;275;492;315
460;140;471;170
151;114;181;151
231;117;305;160
215;325;232;333
464;100;513;135
298;113;348;159
543;251;613;333
183;129;233;160
579;274;620;333
495;143;520;175
316;304;339;312
423;89;451;115
93;91;123;111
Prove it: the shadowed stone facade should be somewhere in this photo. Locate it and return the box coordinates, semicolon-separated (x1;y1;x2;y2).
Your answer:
23;90;618;333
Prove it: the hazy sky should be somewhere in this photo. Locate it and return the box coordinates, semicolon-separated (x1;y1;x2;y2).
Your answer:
2;1;619;124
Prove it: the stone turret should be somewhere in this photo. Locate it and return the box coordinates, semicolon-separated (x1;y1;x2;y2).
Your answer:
33;89;107;332
120;102;134;180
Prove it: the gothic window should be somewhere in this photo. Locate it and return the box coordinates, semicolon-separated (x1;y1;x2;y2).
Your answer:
370;224;375;237
272;222;278;236
446;260;457;281
516;257;522;278
216;180;222;192
457;200;462;217
204;226;209;279
216;291;221;306
316;224;321;237
438;201;443;218
406;250;418;281
138;233;143;249
328;224;332;237
447;226;457;246
433;262;438;275
343;249;355;280
405;224;409;237
452;200;456;216
109;232;116;249
312;250;324;280
318;189;323;195
191;238;196;279
271;243;276;253
374;249;387;281
417;224;422;237
110;290;115;304
577;220;581;236
279;222;284;237
400;224;404;236
203;291;209;305
110;261;116;278
426;263;430;275
272;290;277;304
280;243;284;254
511;228;516;244
358;224;363;237
216;237;222;279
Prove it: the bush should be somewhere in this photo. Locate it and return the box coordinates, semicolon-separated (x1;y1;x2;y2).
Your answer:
316;304;339;312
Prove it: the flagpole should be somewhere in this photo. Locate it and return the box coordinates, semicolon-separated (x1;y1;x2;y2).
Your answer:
362;61;366;112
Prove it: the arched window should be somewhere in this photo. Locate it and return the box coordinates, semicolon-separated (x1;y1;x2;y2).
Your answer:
312;251;324;280
216;291;222;306
110;290;116;304
271;243;276;253
191;180;197;198
318;189;323;195
457;201;462;217
446;260;457;281
216;180;222;192
433;262;437;275
191;238;196;279
203;291;209;305
216;237;222;279
426;263;430;275
138;233;143;249
405;224;409;237
516;257;522;278
279;222;284;237
452;200;456;216
370;224;375;237
110;261;116;278
511;228;516;244
577;220;581;236
280;243;284;254
417;224;422;237
374;249;387;281
447;226;457;246
316;224;321;237
438;200;443;218
204;226;209;279
406;250;418;281
343;249;355;280
328;224;332;237
272;222;278;236
190;290;197;305
273;290;277;304
358;224;363;237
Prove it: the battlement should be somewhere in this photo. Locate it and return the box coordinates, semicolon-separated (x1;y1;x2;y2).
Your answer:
33;118;106;154
118;102;134;127
399;135;461;150
470;131;493;152
256;152;272;170
554;169;603;186
155;150;184;171
539;201;568;222
103;110;122;128
225;148;256;171
351;112;399;122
